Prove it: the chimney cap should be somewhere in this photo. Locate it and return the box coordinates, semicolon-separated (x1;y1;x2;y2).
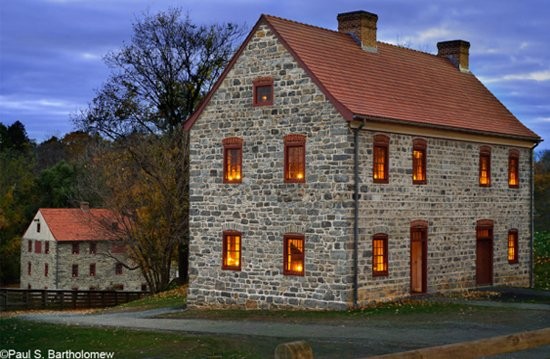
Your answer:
337;10;378;21
437;39;470;51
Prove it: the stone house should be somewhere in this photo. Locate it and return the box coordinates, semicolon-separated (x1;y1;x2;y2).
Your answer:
184;11;541;309
20;205;146;291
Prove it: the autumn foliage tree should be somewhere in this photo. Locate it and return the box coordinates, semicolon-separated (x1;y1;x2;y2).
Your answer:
75;8;243;291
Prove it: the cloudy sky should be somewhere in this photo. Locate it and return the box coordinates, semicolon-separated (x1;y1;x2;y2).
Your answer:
1;0;548;150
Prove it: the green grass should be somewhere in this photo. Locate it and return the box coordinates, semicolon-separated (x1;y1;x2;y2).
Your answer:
0;317;278;359
534;231;550;290
108;285;186;312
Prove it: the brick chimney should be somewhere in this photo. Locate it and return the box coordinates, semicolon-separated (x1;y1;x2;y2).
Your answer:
437;40;470;72
337;10;378;52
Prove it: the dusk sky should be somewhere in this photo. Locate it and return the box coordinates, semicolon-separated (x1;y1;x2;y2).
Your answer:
1;0;548;150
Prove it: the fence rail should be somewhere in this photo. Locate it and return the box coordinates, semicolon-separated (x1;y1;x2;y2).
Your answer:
0;288;147;311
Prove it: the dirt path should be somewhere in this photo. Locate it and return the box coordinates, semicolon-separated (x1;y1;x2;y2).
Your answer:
12;298;550;358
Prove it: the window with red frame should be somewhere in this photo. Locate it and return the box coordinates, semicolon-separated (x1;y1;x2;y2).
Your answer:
45;242;49;254
115;263;123;275
72;242;79;254
283;234;305;276
27;262;31;276
90;263;96;276
89;242;97;255
222;230;241;270
372;233;388;276
72;264;78;277
373;134;389;183
508;150;520;188
223;137;243;183
479;146;491;187
412;139;427;184
35;240;42;254
284;134;306;183
28;240;32;252
44;263;48;277
508;229;518;264
253;77;273;106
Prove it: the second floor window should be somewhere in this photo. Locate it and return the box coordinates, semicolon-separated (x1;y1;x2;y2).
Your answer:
44;263;48;277
373;134;389;183
35;241;42;254
28;240;32;252
72;243;80;255
89;242;97;255
72;264;78;277
412;139;427;184
372;234;389;276
284;134;306;183
28;262;31;276
283;234;305;276
508;150;519;188
115;263;123;275
222;230;241;271
479;146;491;187
223;137;243;183
45;242;49;254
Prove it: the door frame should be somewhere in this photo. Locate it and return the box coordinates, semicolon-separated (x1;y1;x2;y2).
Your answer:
410;221;428;294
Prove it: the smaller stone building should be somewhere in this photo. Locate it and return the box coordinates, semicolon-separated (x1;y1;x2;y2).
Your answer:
20;205;146;291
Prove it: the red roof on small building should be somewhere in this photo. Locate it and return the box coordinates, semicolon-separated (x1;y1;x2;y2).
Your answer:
185;13;540;142
39;208;122;241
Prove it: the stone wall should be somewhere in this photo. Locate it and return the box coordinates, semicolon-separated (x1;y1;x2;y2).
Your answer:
187;21;533;309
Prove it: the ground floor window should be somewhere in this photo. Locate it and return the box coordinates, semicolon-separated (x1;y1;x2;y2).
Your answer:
508;229;518;264
372;233;388;276
283;234;305;276
222;230;241;270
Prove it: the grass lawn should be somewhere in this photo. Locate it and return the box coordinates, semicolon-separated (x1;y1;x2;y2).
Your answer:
0;317;281;359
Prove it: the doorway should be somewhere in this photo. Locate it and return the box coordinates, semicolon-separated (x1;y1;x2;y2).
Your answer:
410;224;427;293
476;220;493;286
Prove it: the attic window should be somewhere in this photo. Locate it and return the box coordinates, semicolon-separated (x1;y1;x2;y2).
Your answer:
223;137;243;184
253;77;273;106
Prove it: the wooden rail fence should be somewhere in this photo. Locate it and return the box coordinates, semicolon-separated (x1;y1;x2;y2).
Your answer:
0;288;148;311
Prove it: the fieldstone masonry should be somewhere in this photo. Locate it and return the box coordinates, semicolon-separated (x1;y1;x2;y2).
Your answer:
187;23;533;309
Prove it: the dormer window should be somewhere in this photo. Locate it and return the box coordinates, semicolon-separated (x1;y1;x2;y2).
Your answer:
223;137;243;183
284;134;306;183
253;77;273;106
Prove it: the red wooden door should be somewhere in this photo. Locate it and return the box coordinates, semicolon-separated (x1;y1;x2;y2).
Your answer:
411;227;427;293
476;239;493;285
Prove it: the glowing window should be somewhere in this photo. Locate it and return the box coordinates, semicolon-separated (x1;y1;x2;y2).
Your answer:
508;150;519;188
508;229;518;264
222;230;241;271
373;134;389;183
479;146;491;187
412;139;427;184
223;137;243;184
284;234;305;276
253;77;273;106
284;134;306;183
372;234;388;276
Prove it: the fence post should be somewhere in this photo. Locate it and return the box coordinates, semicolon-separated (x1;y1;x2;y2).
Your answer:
42;290;47;309
274;341;314;359
72;290;77;309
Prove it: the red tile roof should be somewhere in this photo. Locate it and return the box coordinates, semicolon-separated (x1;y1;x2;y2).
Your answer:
185;14;540;142
39;208;122;241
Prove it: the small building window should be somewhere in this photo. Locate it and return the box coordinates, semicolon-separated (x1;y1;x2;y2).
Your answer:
508;150;520;188
479;146;491;187
373;134;389;183
89;242;97;255
72;264;78;277
44;263;48;277
45;242;49;254
283;234;305;276
412;139;427;184
28;262;31;276
28;240;32;252
36;221;41;233
372;234;389;276
253;77;273;106
35;241;42;254
72;242;80;255
284;134;306;183
222;230;241;271
508;229;518;264
90;263;96;276
223;137;243;184
115;263;123;275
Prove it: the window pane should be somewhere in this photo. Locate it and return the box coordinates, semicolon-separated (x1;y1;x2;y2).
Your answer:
373;237;388;275
225;148;242;182
373;145;387;181
413;149;425;182
256;85;272;104
224;234;241;269
287;145;304;181
285;238;304;275
508;157;519;187
508;231;518;263
479;154;490;186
